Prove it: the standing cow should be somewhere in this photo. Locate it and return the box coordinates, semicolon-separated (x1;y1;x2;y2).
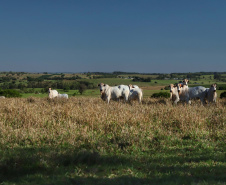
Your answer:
206;84;217;104
169;84;180;105
177;83;207;105
98;83;129;104
48;88;59;99
128;84;143;103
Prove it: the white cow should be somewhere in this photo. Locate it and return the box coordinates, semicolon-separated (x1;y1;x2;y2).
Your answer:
169;84;180;105
128;84;143;103
98;83;130;104
206;84;217;103
48;88;59;99
0;96;5;99
58;94;69;99
177;83;207;105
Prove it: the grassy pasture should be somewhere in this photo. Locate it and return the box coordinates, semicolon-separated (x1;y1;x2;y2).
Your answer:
20;87;225;99
0;97;225;185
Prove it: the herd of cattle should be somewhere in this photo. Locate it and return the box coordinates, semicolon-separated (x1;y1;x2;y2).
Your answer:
0;80;217;105
169;79;217;105
97;80;217;105
48;79;217;105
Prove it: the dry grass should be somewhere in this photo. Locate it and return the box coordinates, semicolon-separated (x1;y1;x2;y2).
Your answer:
0;97;225;149
0;97;225;184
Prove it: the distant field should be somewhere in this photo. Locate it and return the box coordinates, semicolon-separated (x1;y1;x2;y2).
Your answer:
2;72;226;103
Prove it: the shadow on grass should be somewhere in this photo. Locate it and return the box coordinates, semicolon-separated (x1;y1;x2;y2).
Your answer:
0;144;225;185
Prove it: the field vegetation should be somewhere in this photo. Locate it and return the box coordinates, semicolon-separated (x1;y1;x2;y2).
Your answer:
1;71;226;99
0;97;225;184
0;71;226;184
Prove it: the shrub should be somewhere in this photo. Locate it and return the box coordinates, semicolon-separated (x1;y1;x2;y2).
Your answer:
0;89;22;98
220;91;226;99
151;92;170;98
63;86;70;92
218;85;226;90
72;90;79;96
164;86;170;90
78;84;87;95
132;77;151;82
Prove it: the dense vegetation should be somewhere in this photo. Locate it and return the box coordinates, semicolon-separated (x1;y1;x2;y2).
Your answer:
151;92;170;98
220;91;226;99
0;89;22;97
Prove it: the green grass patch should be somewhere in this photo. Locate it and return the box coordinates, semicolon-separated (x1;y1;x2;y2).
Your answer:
0;139;225;185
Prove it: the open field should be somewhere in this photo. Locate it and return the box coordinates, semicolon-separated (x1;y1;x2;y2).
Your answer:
0;97;225;184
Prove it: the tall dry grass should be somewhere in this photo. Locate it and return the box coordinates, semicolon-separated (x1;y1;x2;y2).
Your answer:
0;97;225;151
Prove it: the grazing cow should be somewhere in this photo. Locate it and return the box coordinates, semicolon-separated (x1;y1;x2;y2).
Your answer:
177;84;207;105
169;84;180;104
128;84;143;103
98;83;130;104
0;96;5;99
206;84;217;103
48;88;59;99
58;94;69;99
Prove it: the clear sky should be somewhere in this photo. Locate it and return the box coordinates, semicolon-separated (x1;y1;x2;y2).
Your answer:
0;0;226;73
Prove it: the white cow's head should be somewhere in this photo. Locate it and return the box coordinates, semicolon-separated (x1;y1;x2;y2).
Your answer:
182;79;189;86
169;84;177;93
98;83;108;94
211;84;217;92
48;88;52;94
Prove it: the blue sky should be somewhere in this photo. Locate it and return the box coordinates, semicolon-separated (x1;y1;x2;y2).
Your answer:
0;0;226;73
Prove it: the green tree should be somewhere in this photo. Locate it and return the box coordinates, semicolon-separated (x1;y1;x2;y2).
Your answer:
78;84;87;95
